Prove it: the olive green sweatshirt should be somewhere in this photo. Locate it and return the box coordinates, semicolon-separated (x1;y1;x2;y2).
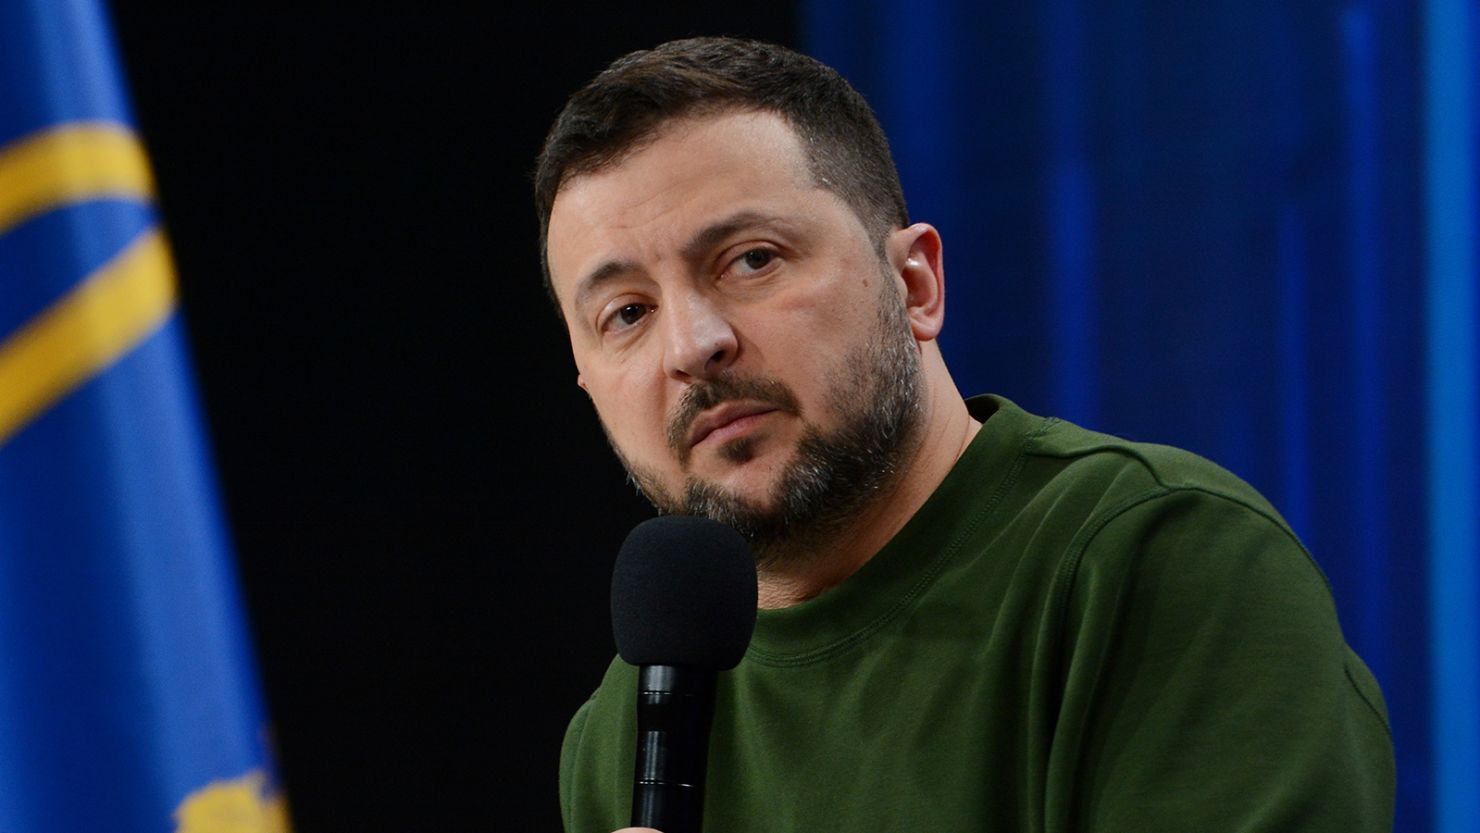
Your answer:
561;396;1395;832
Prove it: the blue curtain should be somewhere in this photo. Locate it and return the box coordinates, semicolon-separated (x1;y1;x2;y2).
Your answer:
804;2;1477;831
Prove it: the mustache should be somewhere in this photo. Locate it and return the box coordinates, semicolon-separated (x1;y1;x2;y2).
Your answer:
666;373;801;460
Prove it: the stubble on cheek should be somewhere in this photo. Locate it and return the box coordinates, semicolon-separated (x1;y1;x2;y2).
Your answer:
595;393;787;519
611;440;683;513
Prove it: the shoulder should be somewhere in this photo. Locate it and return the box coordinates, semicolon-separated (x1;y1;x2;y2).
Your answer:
975;392;1284;507
1031;417;1326;590
950;395;1326;589
1023;407;1282;521
1005;409;1386;725
1011;407;1332;606
559;656;638;830
964;397;1338;625
970;395;1283;519
972;398;1302;569
562;655;637;757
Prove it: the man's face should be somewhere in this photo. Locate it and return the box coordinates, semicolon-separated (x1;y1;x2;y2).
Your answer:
545;110;921;557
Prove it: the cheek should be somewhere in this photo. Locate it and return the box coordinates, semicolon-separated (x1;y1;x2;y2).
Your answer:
753;278;876;365
587;370;669;451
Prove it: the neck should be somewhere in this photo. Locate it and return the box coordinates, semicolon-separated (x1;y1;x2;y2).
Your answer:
755;380;980;610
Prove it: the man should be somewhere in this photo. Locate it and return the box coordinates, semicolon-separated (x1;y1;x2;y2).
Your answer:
537;37;1394;833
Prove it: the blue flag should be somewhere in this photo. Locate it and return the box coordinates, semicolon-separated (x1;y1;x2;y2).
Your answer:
0;0;287;829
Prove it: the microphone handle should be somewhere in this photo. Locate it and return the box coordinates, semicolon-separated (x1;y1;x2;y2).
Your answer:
632;664;717;833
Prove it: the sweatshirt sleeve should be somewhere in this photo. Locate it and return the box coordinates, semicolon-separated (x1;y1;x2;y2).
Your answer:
1046;487;1395;833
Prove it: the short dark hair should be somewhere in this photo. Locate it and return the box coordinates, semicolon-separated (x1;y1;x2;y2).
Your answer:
534;36;909;308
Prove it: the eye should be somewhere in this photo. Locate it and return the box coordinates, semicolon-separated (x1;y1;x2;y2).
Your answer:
726;247;779;278
601;302;652;334
616;303;648;325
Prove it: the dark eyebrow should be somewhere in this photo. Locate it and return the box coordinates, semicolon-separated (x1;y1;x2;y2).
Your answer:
680;210;788;263
573;259;640;313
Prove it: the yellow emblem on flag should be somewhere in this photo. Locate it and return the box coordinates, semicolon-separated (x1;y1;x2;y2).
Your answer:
173;771;291;833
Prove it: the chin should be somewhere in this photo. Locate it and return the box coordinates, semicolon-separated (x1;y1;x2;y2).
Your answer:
696;440;792;494
692;471;780;511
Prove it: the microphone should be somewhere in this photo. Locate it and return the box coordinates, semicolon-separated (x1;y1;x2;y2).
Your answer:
611;516;757;833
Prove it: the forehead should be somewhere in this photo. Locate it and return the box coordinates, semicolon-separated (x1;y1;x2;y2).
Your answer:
545;111;818;301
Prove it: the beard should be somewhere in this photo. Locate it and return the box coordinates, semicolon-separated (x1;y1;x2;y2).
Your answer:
608;285;924;567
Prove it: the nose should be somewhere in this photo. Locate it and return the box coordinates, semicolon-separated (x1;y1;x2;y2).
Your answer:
660;292;737;381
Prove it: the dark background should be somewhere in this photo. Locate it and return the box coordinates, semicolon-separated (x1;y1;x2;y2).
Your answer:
109;6;796;830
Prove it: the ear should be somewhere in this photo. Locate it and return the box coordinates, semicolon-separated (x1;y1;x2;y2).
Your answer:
577;373;589;393
888;223;945;342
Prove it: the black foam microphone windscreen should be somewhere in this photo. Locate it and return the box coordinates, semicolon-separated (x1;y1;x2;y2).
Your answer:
610;515;757;670
610;516;757;833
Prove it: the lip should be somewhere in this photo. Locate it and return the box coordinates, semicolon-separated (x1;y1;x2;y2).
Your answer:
687;403;780;449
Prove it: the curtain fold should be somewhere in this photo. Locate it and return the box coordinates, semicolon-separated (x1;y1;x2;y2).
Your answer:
804;2;1477;831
